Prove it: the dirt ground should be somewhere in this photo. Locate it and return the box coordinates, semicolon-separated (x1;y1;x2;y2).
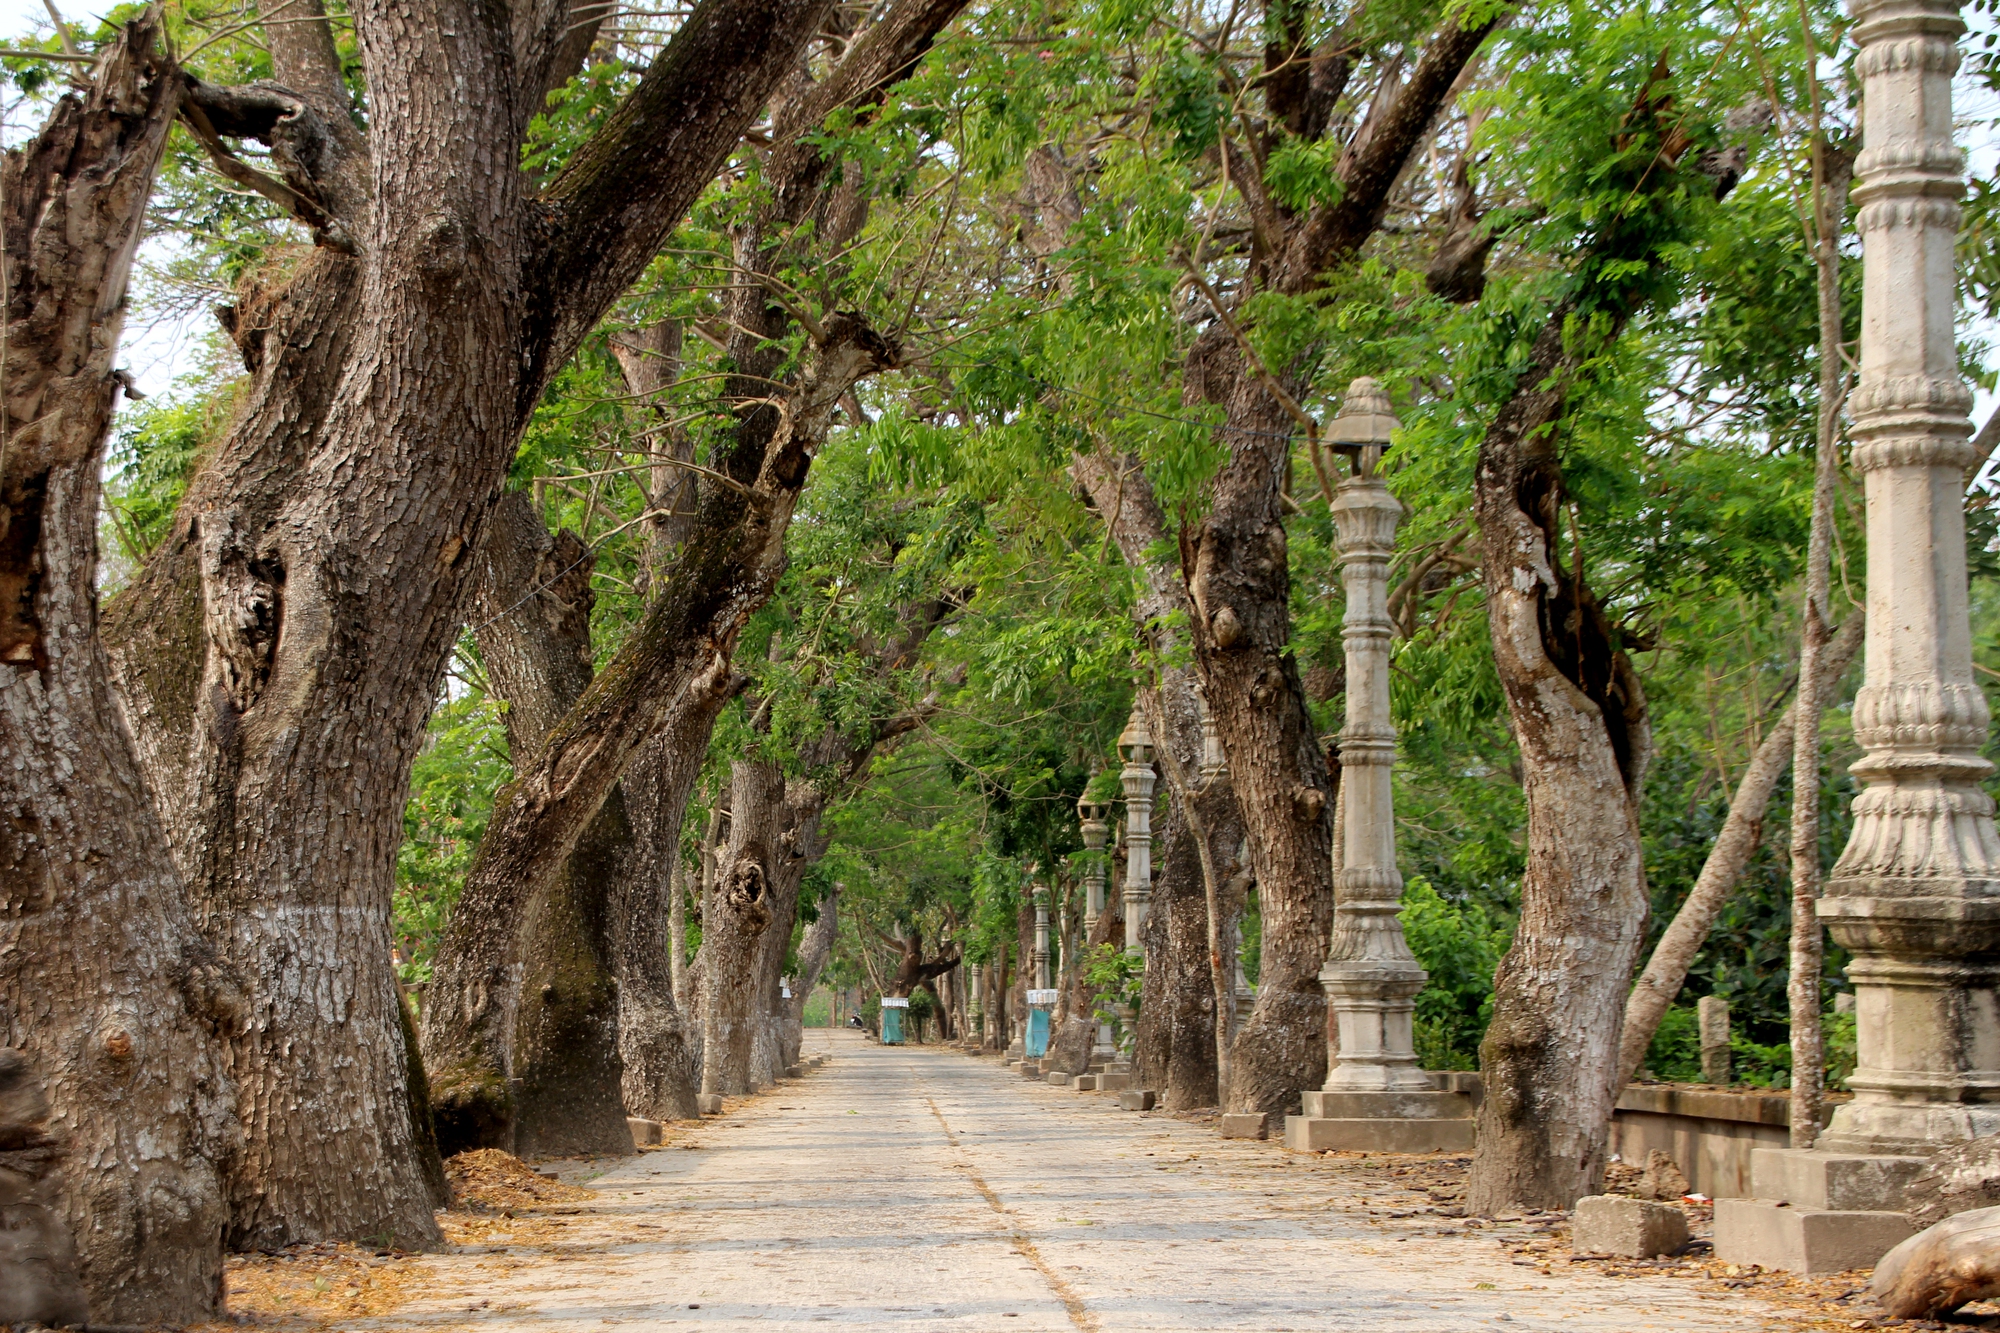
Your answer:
192;1033;1986;1332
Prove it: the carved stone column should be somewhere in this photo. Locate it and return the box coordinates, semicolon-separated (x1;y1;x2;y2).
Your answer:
1032;881;1051;991
1816;0;2000;1154
1118;708;1156;955
1079;794;1119;1064
1282;378;1472;1153
1717;0;2000;1270
1080;795;1110;933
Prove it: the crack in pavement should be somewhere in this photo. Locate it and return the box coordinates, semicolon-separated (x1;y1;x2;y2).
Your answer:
925;1094;1100;1333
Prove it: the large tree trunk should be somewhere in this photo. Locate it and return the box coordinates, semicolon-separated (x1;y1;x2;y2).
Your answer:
1070;452;1245;1108
1462;88;1736;1213
423;492;628;1157
101;0;835;1244
1169;13;1499;1118
419;0;964;1134
0;20;237;1319
704;760;784;1094
615;723;715;1121
1465;311;1653;1214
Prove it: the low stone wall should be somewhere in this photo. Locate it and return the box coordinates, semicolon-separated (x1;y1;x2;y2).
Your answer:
1608;1087;1790;1198
1424;1074;1819;1199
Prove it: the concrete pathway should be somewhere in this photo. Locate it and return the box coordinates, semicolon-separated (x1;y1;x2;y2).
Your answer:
375;1033;1802;1332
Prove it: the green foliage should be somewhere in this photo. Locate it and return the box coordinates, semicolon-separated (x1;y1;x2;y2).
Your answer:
1402;879;1512;1070
394;688;512;985
1083;943;1144;1019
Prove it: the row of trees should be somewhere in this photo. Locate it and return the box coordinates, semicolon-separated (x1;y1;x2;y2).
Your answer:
8;0;2000;1320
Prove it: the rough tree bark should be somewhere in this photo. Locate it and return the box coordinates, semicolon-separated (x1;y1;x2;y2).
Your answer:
1171;11;1502;1117
1787;137;1852;1147
0;20;239;1320
439;491;631;1157
1466;305;1652;1212
102;0;838;1246
1464;91;1743;1214
1617;617;1863;1089
704;760;785;1095
1070;452;1248;1108
421;0;964;1140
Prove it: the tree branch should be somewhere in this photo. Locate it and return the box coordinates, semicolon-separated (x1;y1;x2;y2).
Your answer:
1283;10;1504;289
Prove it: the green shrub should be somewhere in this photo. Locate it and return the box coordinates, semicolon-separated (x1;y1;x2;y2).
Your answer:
1402;878;1511;1070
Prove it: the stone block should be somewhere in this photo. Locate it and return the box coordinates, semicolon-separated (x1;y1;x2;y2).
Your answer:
1046;1071;1071;1087
1097;1071;1135;1090
627;1116;664;1148
1714;1198;1916;1274
1219;1113;1268;1140
786;1064;805;1079
1118;1089;1157;1111
1751;1148;1926;1212
1020;1061;1041;1079
1282;1114;1476;1153
1073;1075;1099;1091
696;1093;724;1116
1571;1194;1690;1258
1301;1089;1474;1121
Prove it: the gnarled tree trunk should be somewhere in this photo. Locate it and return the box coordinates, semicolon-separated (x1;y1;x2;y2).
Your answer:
0;21;238;1320
102;0;835;1244
1465;311;1652;1214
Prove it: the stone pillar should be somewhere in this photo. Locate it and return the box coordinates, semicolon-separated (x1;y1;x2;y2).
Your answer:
1282;378;1473;1155
1817;0;2000;1151
1032;882;1051;991
1716;0;2000;1271
1699;996;1733;1086
969;965;984;1043
1078;793;1119;1065
1118;708;1156;954
1080;795;1110;934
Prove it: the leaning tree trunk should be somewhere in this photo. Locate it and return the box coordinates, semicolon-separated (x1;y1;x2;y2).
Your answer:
414;0;970;1129
98;0;834;1244
425;491;630;1158
0;20;238;1320
1464;309;1653;1214
782;881;841;1065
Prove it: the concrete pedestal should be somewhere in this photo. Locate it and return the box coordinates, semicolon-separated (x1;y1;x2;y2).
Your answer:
1019;1061;1041;1079
1097;1071;1135;1091
1714;1146;1924;1272
1282;1087;1475;1153
1046;1071;1072;1087
1073;1074;1100;1091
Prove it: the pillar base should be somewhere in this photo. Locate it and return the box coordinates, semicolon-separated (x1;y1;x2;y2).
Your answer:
1712;1147;1927;1273
1713;1198;1915;1274
1098;1071;1135;1090
1284;1087;1475;1153
1284;1113;1475;1153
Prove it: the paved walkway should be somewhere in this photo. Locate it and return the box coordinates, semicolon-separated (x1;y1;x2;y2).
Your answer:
374;1033;1799;1332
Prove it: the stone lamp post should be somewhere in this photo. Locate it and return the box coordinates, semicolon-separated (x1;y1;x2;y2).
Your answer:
1032;880;1051;991
1282;377;1474;1153
1717;0;2000;1273
1080;794;1110;934
1079;793;1121;1066
1118;706;1156;955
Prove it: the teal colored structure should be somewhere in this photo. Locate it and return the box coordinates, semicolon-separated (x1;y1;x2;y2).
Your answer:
880;996;908;1045
1025;1006;1050;1058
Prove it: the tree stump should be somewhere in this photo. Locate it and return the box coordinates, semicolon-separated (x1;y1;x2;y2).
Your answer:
1873;1205;2000;1319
